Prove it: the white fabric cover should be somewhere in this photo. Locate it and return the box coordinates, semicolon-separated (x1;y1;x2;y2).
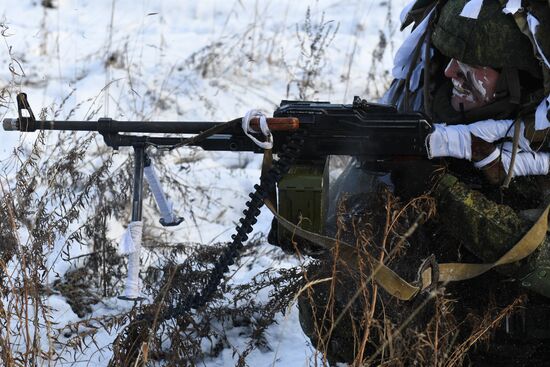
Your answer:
427;120;550;177
468;119;532;152
144;164;178;225
525;14;550;131
527;14;550;69
502;0;522;15
427;119;534;160
392;8;436;92
120;220;143;299
535;96;550;131
473;147;501;169
120;220;143;254
242;110;273;149
459;0;484;19
427;124;471;160
500;142;550;176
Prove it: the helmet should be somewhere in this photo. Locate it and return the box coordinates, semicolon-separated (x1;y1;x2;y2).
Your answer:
432;0;541;79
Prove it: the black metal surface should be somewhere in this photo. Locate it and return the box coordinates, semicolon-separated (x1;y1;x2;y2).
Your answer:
16;93;36;131
131;146;145;222
159;217;184;227
273;97;431;158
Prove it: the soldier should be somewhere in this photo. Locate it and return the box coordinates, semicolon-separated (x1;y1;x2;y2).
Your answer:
377;0;550;295
424;0;550;185
298;0;550;364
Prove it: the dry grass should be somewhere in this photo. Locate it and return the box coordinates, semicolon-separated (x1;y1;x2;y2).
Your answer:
296;187;529;366
0;128;124;365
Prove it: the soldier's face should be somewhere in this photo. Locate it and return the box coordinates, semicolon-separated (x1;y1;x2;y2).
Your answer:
444;58;500;112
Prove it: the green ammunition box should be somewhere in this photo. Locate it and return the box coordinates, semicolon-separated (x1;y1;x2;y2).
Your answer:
277;160;328;243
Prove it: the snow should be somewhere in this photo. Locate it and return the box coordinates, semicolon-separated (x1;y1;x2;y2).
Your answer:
0;0;409;365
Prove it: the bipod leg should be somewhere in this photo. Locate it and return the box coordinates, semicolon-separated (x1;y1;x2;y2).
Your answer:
131;145;145;223
143;156;184;227
119;145;147;301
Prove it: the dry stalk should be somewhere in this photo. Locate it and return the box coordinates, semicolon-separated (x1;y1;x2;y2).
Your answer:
445;296;526;367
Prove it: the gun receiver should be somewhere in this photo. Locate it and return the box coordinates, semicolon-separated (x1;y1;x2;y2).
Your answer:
273;98;430;159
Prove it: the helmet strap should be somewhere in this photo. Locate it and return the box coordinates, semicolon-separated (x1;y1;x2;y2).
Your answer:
498;67;522;106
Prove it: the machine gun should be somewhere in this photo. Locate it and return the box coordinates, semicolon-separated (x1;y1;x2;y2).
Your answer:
3;92;431;306
5;94;431;156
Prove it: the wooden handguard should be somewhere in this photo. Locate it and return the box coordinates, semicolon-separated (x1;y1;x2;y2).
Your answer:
250;117;299;131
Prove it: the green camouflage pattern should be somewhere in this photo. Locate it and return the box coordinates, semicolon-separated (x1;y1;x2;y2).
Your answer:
435;174;550;298
432;0;541;78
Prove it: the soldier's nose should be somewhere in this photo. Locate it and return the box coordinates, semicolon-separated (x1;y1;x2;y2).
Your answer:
444;58;461;79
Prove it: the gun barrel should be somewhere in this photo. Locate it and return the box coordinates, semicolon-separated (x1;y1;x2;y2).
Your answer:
2;117;300;134
3;118;18;131
3;117;228;134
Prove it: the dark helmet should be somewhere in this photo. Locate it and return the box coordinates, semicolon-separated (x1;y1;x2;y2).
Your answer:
432;0;541;79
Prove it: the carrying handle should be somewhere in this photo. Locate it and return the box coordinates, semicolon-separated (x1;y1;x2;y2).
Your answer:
250;117;299;132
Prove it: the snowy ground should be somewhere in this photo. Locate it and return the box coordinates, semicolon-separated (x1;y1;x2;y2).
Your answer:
0;0;409;365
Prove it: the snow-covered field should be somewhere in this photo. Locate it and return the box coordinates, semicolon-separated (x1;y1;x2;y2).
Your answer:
0;0;408;365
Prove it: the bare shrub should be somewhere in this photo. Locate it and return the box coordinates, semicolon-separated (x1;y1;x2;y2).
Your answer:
109;240;303;367
0;127;122;364
286;8;339;100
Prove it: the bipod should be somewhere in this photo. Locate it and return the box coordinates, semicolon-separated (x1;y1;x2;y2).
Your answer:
118;145;183;301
